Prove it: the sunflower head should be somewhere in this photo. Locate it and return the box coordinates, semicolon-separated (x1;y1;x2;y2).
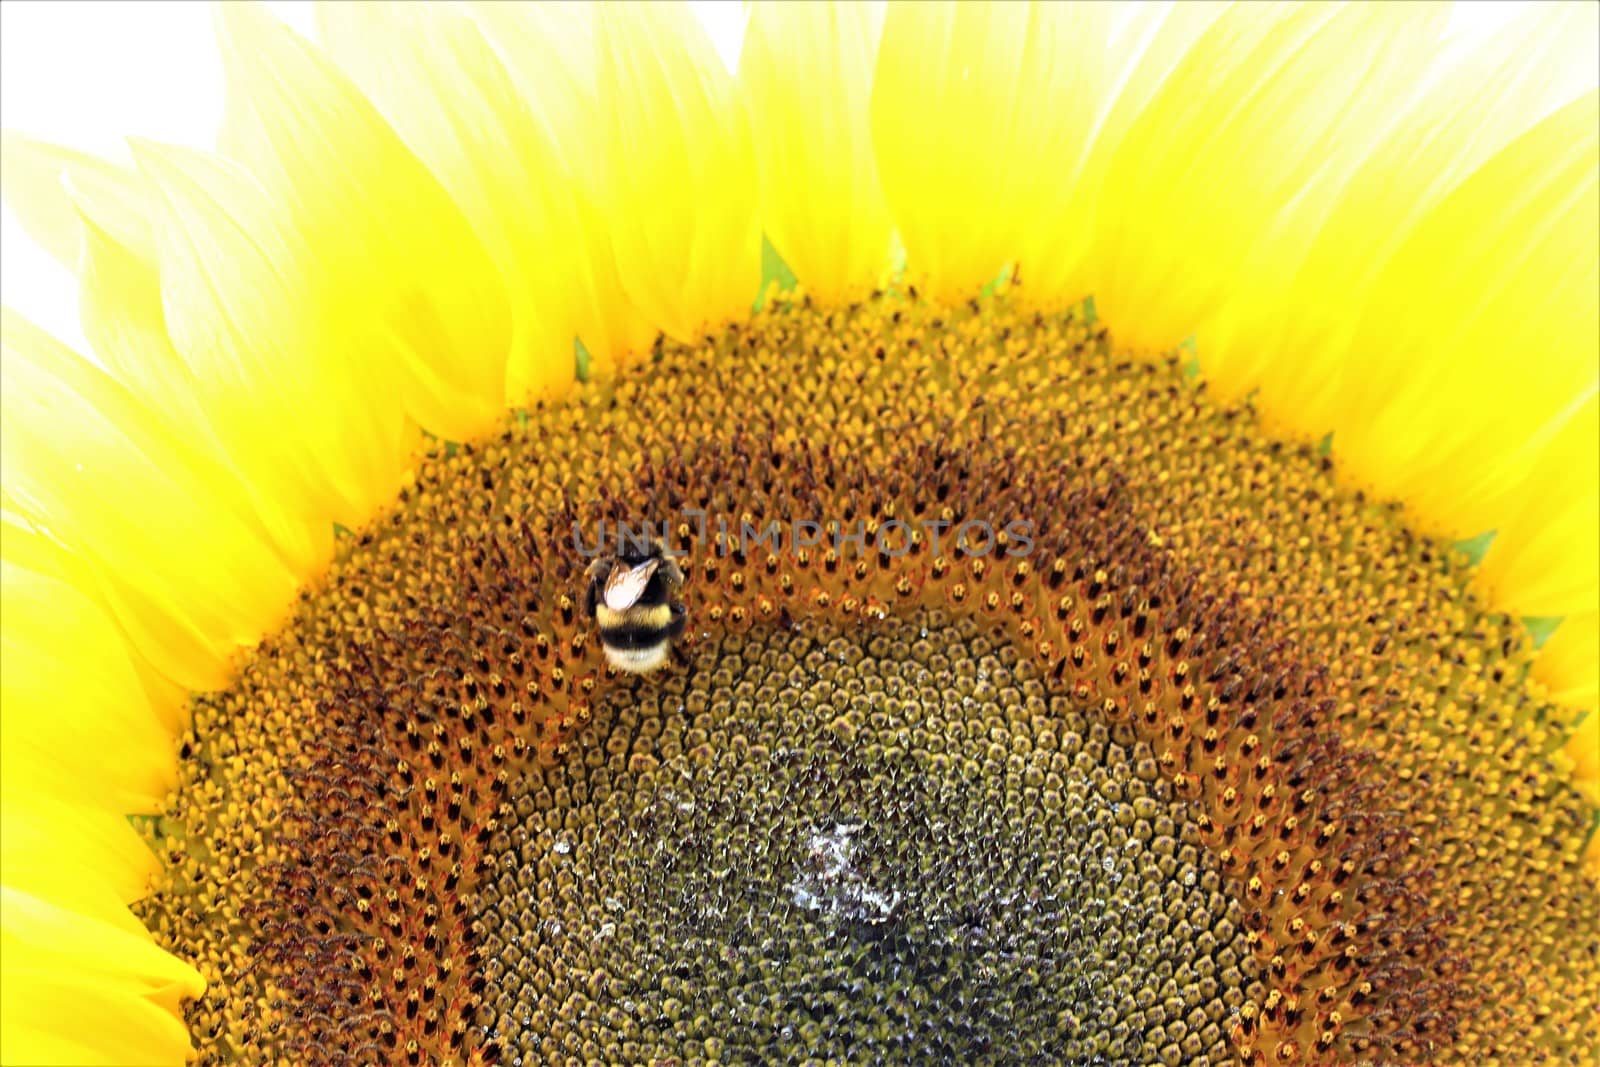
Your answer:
1;3;1596;1065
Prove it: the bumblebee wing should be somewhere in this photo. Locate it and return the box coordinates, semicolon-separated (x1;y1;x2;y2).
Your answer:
604;558;661;610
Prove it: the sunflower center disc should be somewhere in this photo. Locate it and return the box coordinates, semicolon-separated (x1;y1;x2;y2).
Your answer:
135;292;1599;1067
479;611;1257;1065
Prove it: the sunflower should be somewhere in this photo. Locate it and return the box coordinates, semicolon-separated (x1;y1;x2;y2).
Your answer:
2;1;1597;1064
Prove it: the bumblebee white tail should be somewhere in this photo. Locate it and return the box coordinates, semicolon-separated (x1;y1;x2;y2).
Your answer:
603;643;672;674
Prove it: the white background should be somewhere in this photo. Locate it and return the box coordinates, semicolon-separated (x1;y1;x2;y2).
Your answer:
0;1;1533;355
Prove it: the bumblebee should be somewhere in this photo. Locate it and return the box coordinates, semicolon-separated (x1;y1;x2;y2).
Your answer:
583;539;687;673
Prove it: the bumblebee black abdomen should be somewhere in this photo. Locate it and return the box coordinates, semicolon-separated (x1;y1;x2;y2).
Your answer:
594;603;687;648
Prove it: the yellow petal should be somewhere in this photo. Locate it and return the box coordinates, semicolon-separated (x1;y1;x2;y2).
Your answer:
0;133;145;272
0;508;190;733
1017;0;1230;306
595;0;761;344
214;1;511;439
0;310;296;690
466;1;600;189
0;559;175;813
869;1;1119;303
1204;1;1600;429
318;1;589;403
0;886;203;1067
1555;706;1599;809
1332;91;1599;541
0;792;159;906
0;1025;109;1067
740;1;893;302
1537;611;1599;712
73;200;192;423
130;140;414;529
1082;2;1449;352
1473;397;1599;618
3;143;331;575
466;0;657;372
75;198;332;576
